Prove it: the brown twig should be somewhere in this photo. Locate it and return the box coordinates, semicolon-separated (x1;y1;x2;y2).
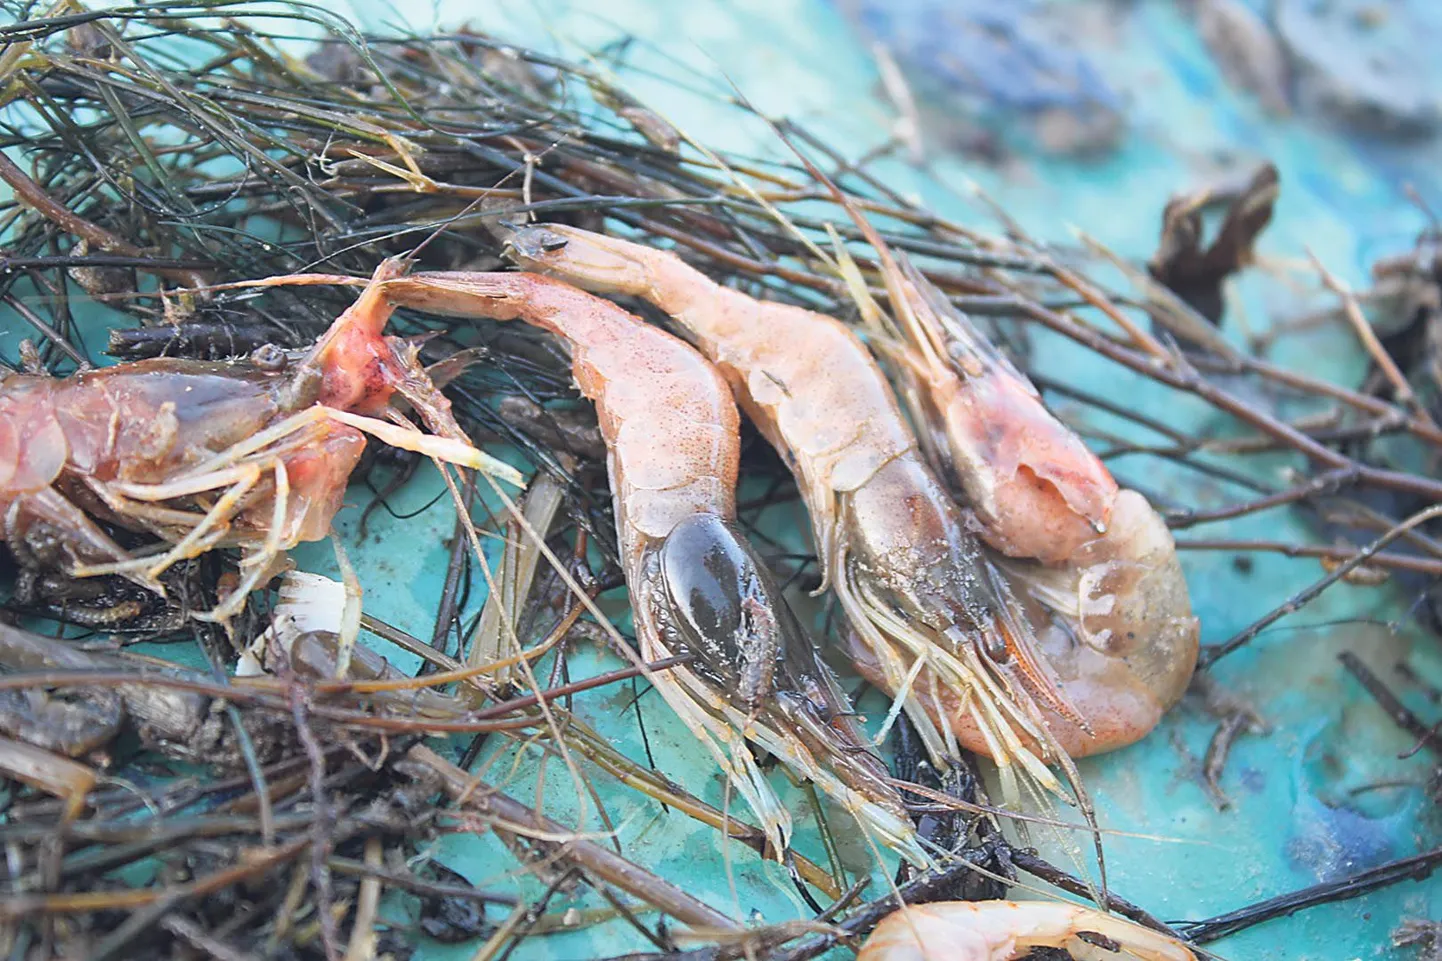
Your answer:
0;151;208;287
1174;538;1442;576
409;744;743;933
1201;504;1442;667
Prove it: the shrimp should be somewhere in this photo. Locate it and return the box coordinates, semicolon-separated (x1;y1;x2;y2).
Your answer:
818;161;1197;758
857;901;1196;961
0;260;517;625
316;267;926;864
505;223;1084;799
873;264;1199;757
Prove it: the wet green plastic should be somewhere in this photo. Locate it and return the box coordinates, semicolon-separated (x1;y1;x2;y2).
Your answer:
3;1;1439;958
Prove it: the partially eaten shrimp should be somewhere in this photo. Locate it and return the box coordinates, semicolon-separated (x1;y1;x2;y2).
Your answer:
505;224;1083;800
279;266;925;864
0;260;517;625
857;901;1196;961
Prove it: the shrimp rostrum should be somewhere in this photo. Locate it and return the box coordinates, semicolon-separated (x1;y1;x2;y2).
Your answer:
506;222;1197;795
0;261;518;626
283;265;927;865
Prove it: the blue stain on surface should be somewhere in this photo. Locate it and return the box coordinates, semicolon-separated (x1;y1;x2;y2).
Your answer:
1289;718;1413;882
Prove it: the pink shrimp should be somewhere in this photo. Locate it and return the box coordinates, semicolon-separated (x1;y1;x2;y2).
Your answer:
877;263;1197;758
821;168;1197;760
333;268;926;863
857;901;1196;961
0;260;514;624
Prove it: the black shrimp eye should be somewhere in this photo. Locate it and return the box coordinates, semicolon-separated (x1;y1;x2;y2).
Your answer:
250;343;287;371
659;513;753;666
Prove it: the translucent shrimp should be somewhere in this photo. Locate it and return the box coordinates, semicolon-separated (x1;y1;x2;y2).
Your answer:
879;264;1199;757
0;260;516;625
505;224;1083;799
343;268;926;864
857;901;1197;961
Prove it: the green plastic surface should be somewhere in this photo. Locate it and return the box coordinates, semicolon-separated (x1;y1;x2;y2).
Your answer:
3;1;1440;958
300;1;1441;958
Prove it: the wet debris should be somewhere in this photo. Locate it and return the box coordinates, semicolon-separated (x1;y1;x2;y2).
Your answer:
1148;162;1280;326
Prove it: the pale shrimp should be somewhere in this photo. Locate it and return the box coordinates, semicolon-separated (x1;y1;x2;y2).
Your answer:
857;901;1197;961
298;267;926;864
504;223;1085;799
0;260;516;625
876;264;1199;757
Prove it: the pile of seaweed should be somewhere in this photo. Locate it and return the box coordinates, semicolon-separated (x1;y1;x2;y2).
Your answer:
0;2;1437;958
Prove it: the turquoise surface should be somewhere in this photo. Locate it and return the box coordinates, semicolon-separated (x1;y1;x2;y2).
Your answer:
3;1;1440;959
301;1;1439;958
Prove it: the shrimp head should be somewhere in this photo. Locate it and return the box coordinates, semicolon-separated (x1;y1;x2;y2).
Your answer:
898;260;1118;565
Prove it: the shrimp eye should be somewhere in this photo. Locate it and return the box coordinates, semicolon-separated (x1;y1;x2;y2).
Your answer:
659;514;794;710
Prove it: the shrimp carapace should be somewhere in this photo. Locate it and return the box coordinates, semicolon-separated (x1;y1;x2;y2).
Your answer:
891;258;1119;565
362;268;926;864
505;223;1090;789
0;259;516;625
857;901;1197;961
